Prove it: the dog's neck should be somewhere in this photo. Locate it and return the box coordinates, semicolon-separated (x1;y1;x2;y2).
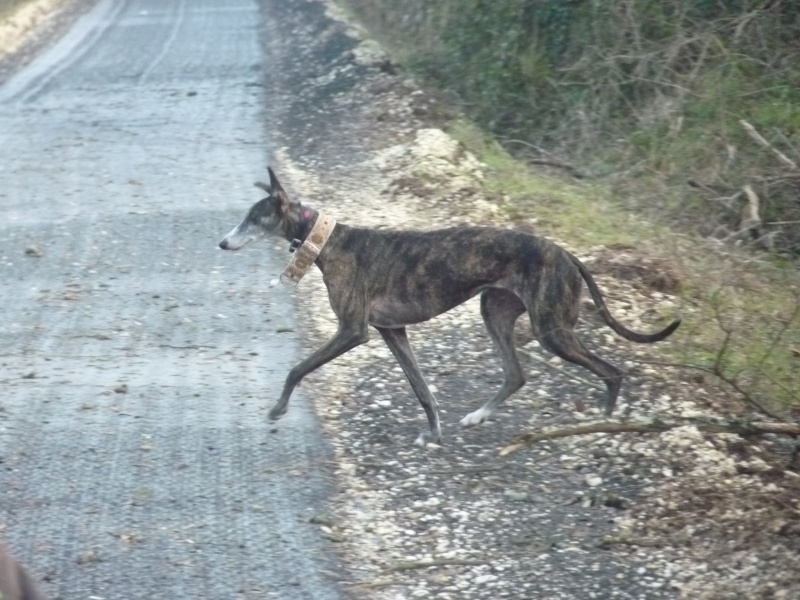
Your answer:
283;203;319;244
278;205;337;286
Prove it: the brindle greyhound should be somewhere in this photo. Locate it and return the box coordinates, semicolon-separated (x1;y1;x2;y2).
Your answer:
219;168;680;445
0;544;45;600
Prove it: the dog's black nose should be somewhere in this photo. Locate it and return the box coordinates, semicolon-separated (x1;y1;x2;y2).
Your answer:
219;239;228;250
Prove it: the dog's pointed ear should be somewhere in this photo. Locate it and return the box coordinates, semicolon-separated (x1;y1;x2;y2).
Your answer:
266;166;291;211
253;181;271;194
267;167;285;194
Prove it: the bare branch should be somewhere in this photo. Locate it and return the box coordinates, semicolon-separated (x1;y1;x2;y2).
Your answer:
527;158;586;179
740;120;798;170
765;219;800;226
500;417;800;456
500;139;587;178
740;184;762;231
710;303;735;380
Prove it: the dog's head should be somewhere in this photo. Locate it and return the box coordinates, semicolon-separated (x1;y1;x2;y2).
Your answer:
219;167;297;250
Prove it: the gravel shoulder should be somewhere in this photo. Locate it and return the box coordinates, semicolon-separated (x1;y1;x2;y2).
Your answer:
260;1;800;599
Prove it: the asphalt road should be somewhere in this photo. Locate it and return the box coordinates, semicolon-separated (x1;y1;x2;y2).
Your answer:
0;1;344;598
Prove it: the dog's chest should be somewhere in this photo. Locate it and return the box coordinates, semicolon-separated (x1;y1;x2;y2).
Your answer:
368;296;430;327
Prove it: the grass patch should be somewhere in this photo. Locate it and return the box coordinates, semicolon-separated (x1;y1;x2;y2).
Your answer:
447;120;666;248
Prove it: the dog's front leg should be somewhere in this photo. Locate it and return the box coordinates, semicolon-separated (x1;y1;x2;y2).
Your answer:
269;324;369;420
376;326;442;446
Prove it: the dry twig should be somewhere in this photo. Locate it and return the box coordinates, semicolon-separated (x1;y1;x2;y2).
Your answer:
740;119;798;170
740;184;762;231
500;416;800;456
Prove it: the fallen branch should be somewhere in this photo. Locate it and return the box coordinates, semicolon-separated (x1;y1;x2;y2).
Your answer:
766;219;800;226
719;185;764;243
500;416;800;456
740;119;798;170
527;158;586;179
500;139;587;178
739;184;762;233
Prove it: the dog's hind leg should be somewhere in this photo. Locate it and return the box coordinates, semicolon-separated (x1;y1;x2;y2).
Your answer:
530;269;623;414
376;326;442;446
268;324;369;420
460;289;527;427
537;324;623;415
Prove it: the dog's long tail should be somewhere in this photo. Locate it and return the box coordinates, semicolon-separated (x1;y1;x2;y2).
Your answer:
570;254;681;343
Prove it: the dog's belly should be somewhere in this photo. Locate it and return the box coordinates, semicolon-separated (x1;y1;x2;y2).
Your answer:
368;294;474;328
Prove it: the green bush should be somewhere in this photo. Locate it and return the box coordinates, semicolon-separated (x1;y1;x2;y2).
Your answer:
343;0;800;254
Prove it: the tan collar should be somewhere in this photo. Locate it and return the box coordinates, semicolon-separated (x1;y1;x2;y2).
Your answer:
280;213;336;286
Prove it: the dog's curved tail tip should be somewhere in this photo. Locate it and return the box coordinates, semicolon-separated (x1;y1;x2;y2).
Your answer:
572;252;682;344
611;315;681;344
659;317;682;340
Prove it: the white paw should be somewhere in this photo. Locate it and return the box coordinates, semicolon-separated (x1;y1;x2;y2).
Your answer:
460;407;492;428
414;430;442;447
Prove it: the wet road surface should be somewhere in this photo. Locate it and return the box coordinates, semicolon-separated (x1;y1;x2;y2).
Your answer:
0;1;344;598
